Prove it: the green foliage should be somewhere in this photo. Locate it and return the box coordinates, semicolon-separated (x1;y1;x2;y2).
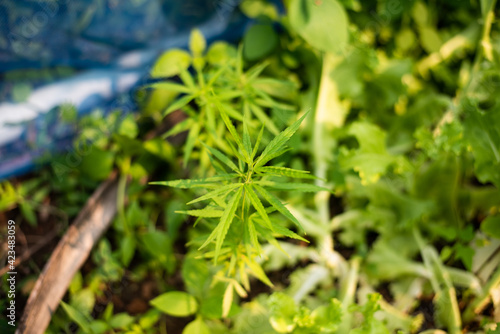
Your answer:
150;291;198;317
151;110;318;264
288;0;348;54
6;1;500;333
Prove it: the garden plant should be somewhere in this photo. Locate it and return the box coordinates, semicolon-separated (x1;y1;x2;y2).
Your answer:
2;0;500;333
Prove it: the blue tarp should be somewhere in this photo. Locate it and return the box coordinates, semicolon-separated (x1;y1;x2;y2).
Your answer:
0;0;247;180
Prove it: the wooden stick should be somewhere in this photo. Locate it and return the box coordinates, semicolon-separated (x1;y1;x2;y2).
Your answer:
16;173;119;334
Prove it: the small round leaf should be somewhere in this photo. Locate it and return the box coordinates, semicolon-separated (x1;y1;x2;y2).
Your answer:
243;24;278;61
150;291;198;317
151;49;191;78
288;0;348;54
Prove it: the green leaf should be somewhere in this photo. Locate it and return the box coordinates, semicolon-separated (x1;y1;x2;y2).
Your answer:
140;231;173;270
246;61;270;81
183;317;210;334
139;309;161;329
187;183;242;205
268;292;297;333
243;23;278;61
150;174;237;188
256;166;317;179
177;207;224;218
202;142;242;174
245;184;273;231
252;125;266;160
164;95;194;116
340;122;398;184
207;41;237;66
20;202;37;226
179;69;196;89
222;283;234;318
480;0;496;17
254;111;309;168
249;102;280;135
183;122;201;166
262;221;308;243
182;256;211;298
253;78;299;101
189;29;206;55
481;215;500;239
150;291;198;317
311;299;343;332
247;217;261;253
120;235;135;266
256;181;326;193
243;122;253;157
80;148;115;181
61;301;94;334
288;0;348;54
151;49;191;78
118;115;138;139
246;258;273;287
253;184;303;231
146;82;192;94
212;97;250;161
213;186;244;262
463;106;500;188
109;313;134;329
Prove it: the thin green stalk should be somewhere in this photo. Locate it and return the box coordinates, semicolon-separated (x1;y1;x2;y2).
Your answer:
117;157;130;235
337;256;361;333
464;264;500;322
413;228;462;334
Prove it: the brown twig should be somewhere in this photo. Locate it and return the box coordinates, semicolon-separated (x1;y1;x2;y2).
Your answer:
16;172;119;334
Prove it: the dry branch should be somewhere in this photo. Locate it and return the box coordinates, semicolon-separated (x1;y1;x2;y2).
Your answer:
16;173;119;334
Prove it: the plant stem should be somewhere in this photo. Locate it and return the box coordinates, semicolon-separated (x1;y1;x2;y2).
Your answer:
117;157;130;235
464;264;500;322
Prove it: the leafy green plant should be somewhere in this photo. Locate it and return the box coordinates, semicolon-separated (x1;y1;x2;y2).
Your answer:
151;108;321;261
146;29;299;171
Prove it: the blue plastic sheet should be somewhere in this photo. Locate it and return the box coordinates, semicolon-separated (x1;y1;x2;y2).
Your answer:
0;0;247;180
